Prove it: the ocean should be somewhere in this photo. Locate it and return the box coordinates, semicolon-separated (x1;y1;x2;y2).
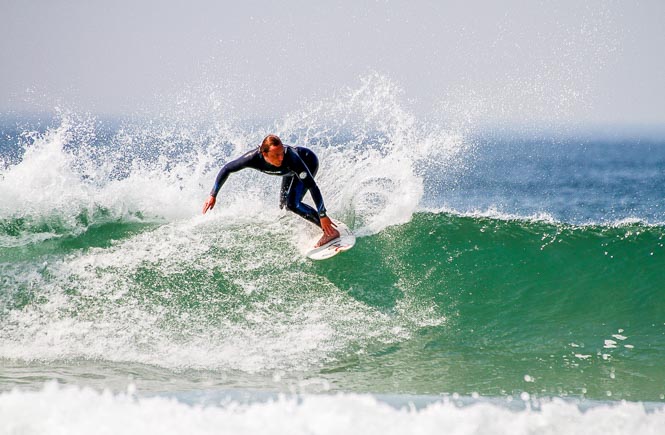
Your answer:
1;78;665;433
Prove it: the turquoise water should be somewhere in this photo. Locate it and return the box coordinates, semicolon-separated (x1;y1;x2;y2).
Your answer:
2;211;664;401
1;94;665;432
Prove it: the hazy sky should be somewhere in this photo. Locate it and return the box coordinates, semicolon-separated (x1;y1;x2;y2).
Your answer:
2;0;664;127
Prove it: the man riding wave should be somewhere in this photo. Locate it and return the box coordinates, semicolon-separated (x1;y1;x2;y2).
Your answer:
202;134;341;247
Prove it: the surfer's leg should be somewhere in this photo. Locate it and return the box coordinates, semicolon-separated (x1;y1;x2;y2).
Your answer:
283;151;322;226
279;176;292;209
293;152;339;246
285;178;321;227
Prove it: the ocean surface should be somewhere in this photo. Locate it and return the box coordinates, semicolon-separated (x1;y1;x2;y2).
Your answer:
1;81;665;433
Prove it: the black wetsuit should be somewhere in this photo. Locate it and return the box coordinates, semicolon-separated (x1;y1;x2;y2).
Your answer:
210;146;327;227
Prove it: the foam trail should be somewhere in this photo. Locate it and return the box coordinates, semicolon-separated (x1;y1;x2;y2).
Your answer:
0;210;444;372
2;383;664;435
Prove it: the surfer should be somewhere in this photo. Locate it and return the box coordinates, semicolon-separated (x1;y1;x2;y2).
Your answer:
202;134;340;247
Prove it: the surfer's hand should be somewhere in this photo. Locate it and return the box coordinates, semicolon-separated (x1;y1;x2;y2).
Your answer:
202;195;216;214
320;216;338;236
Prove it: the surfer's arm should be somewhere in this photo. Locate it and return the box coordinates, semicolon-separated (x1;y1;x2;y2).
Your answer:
307;182;328;218
202;195;216;214
301;177;336;236
210;155;251;198
204;151;256;214
210;150;258;198
299;169;338;236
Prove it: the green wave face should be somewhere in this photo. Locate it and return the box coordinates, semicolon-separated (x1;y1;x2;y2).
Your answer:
0;218;155;263
1;212;664;401
322;213;665;399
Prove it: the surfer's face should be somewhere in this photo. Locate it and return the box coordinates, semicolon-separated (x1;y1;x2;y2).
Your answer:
263;145;285;167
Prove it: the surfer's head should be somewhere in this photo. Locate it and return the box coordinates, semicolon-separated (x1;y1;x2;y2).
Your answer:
260;134;285;167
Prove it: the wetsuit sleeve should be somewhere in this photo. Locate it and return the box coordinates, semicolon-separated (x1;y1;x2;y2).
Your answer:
209;151;256;197
288;152;328;218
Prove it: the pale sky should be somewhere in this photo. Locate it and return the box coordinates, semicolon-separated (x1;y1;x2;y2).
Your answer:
2;0;664;127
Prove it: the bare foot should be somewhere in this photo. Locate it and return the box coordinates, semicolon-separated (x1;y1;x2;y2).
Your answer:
315;228;340;247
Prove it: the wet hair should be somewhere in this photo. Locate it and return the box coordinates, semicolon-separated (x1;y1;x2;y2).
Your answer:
260;134;283;153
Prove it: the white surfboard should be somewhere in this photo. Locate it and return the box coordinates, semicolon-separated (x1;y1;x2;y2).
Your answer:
305;221;355;260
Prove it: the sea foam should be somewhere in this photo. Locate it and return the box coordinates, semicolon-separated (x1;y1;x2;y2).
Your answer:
1;383;664;435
